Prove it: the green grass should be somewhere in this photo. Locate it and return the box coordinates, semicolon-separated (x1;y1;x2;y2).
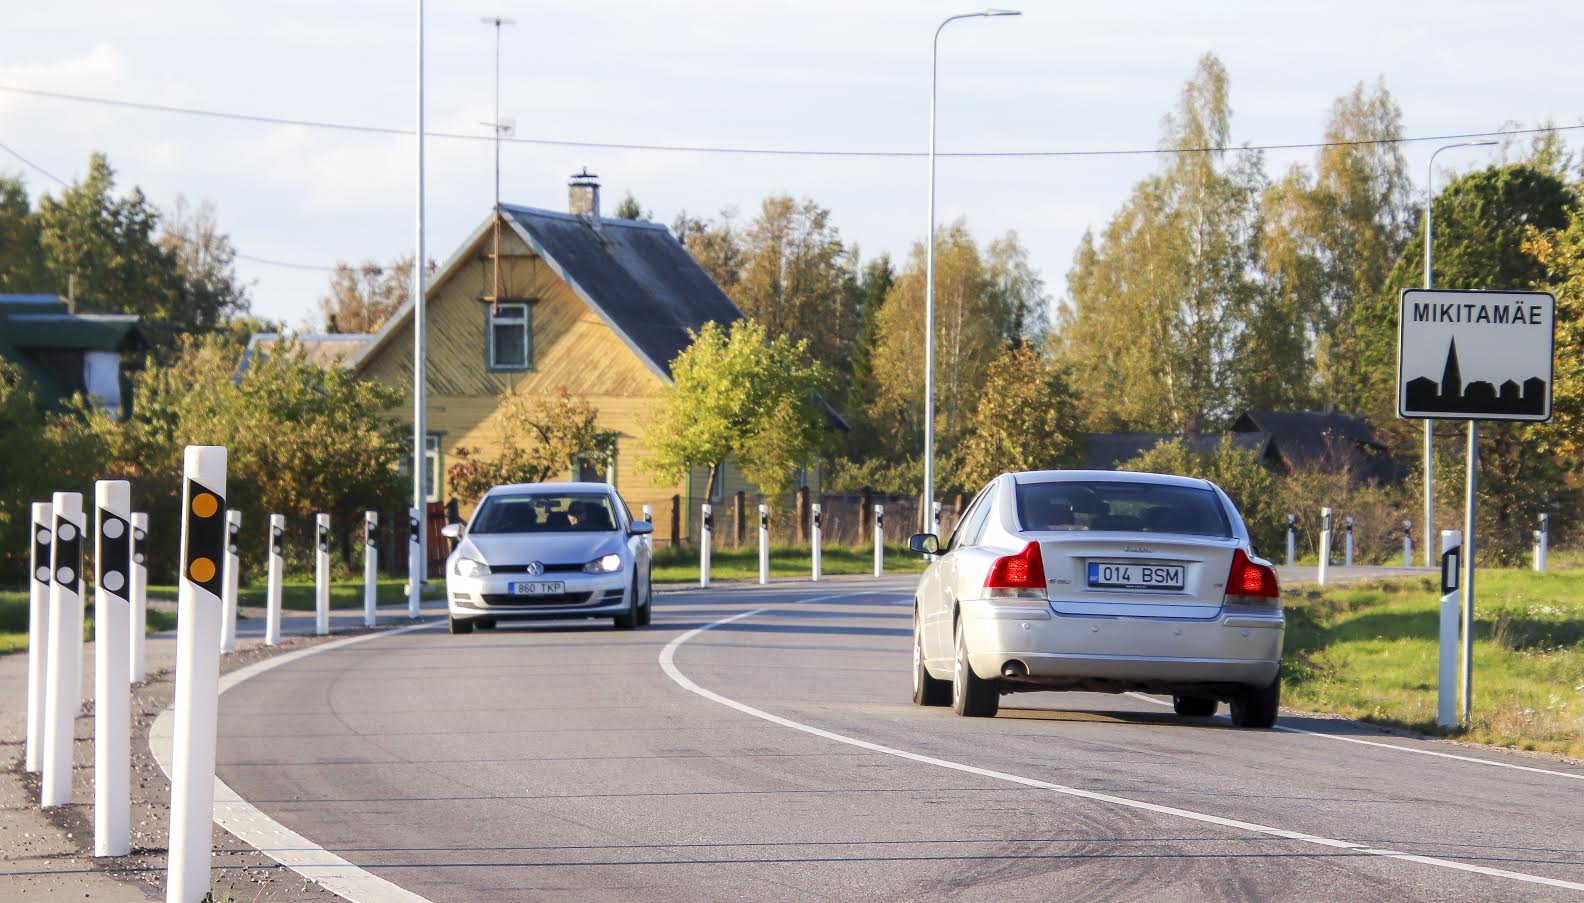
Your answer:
147;577;443;612
651;543;927;583
0;590;179;655
1282;567;1584;758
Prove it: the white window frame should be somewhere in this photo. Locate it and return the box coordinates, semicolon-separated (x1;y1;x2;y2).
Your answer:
424;434;442;502
488;302;531;371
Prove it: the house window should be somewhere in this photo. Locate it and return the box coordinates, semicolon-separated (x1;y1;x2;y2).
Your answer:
709;465;725;502
425;435;442;502
488;302;531;370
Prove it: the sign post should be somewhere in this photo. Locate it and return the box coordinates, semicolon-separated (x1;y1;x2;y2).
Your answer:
364;511;378;628
220;510;240;654
94;480;132;857
1399;288;1555;726
266;515;284;645
42;491;83;808
130;513;148;683
25;501;51;774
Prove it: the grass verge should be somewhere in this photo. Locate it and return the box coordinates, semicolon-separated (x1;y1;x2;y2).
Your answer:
147;577;443;612
0;590;179;655
1282;567;1584;758
651;543;927;583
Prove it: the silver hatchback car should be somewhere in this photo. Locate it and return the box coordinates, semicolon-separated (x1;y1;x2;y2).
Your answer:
909;470;1284;727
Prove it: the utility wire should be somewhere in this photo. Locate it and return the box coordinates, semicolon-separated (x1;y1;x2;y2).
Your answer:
2;83;1581;159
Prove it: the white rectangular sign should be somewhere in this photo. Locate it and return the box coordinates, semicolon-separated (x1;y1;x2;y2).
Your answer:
1397;288;1555;422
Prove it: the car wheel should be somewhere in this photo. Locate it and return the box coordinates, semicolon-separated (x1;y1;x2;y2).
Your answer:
951;617;999;718
614;575;639;630
1229;674;1281;728
448;615;473;635
1173;695;1218;717
912;608;951;707
476;619;497;630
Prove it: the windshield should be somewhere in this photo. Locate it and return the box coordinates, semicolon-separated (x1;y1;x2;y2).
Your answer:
470;492;619;534
1015;480;1231;538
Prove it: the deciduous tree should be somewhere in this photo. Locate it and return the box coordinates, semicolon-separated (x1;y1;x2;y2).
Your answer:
447;388;614;504
955;346;1083;489
318;257;413;334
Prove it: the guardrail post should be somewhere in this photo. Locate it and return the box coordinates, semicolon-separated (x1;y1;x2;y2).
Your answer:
364;511;378;627
699;503;712;588
26;501;51;774
1318;507;1332;587
1285;514;1295;567
167;445;227;903
315;513;330;636
873;504;884;577
130;512;148;682
220;510;240;653
1438;529;1462;728
1343;515;1354;567
758;504;769;585
811;503;822;582
1402;519;1413;569
43;491;83;808
94;479;132;857
266;515;284;645
1534;513;1548;572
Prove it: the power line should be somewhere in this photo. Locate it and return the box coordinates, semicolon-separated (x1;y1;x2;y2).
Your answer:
2;82;1581;159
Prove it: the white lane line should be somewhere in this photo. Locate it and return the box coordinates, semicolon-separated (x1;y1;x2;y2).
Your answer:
661;607;1584;894
1123;692;1584;783
151;621;443;903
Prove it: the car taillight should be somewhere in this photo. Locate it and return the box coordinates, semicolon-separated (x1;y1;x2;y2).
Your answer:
985;542;1047;600
1227;548;1278;600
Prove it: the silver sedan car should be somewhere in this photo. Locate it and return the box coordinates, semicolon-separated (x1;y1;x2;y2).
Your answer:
909;470;1284;727
443;482;654;634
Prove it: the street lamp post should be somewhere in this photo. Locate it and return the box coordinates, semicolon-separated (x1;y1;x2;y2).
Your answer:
1421;139;1496;567
410;0;427;618
925;8;1020;533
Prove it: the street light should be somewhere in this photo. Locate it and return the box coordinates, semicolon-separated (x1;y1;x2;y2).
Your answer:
1420;138;1496;567
924;8;1020;533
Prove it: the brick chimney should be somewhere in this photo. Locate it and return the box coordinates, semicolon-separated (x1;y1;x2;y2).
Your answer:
568;168;601;233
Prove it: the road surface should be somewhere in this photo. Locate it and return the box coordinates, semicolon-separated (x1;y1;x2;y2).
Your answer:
211;578;1583;901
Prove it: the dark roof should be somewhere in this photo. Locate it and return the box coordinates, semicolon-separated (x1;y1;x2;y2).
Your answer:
1082;431;1271;471
0;295;146;406
1231;409;1395;478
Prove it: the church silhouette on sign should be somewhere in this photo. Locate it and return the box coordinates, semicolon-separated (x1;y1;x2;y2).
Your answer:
1404;338;1546;416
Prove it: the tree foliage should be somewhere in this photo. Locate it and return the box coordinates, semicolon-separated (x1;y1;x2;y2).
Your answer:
447;387;614;504
955;346;1083;489
318;257;413;334
0;174;48;292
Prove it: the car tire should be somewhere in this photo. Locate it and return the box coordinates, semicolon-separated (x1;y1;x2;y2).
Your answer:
1173;695;1218;717
951;617;999;718
1229;674;1281;728
614;576;639;630
476;619;497;630
448;615;473;635
911;608;951;707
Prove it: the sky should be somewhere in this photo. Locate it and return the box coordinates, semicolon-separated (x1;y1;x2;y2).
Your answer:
2;0;1581;331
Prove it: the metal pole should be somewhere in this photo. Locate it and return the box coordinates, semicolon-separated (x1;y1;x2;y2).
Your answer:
42;491;83;808
699;503;712;589
93;480;131;857
758;503;770;586
811;503;822;582
25;501;51;774
410;0;428;623
266;514;284;645
220;510;240;654
364;511;378;628
1461;421;1477;724
130;512;148;682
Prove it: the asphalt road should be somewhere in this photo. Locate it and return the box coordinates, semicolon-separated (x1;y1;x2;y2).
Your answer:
212;578;1584;902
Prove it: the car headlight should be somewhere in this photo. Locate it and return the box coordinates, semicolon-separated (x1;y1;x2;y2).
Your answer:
454;557;489;578
583;553;622;574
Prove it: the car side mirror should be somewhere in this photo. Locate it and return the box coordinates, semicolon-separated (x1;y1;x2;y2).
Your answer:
630;520;654;536
908;533;939;555
441;523;463;540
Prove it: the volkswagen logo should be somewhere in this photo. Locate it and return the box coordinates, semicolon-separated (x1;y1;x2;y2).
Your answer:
526;561;545;576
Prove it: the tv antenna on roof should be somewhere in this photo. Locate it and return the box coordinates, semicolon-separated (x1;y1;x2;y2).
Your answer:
480;15;516;312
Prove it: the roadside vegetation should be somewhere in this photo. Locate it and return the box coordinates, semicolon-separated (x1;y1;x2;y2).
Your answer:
1281;565;1584;758
0;589;177;654
144;576;444;612
651;543;926;583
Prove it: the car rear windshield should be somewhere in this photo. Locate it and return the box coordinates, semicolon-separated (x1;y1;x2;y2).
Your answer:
470;493;618;534
1014;480;1231;538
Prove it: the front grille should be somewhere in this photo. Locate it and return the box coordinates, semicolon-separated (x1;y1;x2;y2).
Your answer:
480;591;596;607
490;563;584;574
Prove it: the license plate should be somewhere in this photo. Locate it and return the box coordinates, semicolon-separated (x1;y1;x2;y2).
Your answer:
1087;561;1184;591
508;581;565;596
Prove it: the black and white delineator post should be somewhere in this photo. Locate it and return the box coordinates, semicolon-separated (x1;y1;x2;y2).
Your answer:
931;501;942;538
1534;513;1548;572
758;504;769;585
1317;508;1332;587
699;503;712;588
130;512;148;683
265;514;284;645
1438;530;1461;729
641;504;653;555
873;504;884;577
1402;520;1413;569
811;503;822;582
363;510;378;628
42;491;83;808
220;510;240;654
94;480;132;857
1284;514;1295;567
167;445;227;903
1343;516;1355;567
315;513;330;636
406;506;422;619
25;501;51;775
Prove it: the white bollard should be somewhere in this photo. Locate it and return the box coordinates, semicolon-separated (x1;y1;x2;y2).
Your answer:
1317;507;1332;587
931;501;942;538
407;506;423;619
758;504;770;585
42;491;84;808
873;504;884;577
315;513;331;636
94;480;132;857
1402;520;1413;569
363;510;378;628
1534;513;1548;572
641;504;653;554
130;512;148;683
220;510;240;654
1284;514;1295;567
811;503;822;582
1343;516;1354;568
1437;529;1462;729
265;515;284;645
167;445;227;903
25;501;51;774
699;503;712;588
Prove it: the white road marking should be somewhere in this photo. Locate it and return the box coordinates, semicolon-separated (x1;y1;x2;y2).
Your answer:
1122;692;1584;783
661;604;1584;894
150;621;442;903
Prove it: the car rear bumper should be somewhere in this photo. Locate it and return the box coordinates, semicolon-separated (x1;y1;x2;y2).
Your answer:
959;598;1282;691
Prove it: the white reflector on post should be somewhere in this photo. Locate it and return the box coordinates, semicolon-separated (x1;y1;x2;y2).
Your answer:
94;479;132;857
42;491;83;808
315;513;331;636
265;514;284;645
364;511;378;627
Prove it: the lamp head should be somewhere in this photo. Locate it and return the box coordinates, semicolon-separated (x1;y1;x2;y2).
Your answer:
983;8;1022;15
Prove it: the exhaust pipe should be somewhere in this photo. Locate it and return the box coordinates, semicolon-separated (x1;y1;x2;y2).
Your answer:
1001;659;1028;679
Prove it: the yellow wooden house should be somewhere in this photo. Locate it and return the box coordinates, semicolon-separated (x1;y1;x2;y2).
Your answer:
343;173;771;545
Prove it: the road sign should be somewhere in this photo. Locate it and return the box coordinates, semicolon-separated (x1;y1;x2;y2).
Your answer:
1398;288;1555;421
